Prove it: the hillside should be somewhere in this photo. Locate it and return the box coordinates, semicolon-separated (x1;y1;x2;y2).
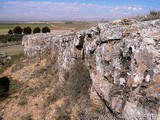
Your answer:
0;18;160;120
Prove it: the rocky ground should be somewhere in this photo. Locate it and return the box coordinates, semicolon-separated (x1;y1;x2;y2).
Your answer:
0;18;160;120
0;57;117;120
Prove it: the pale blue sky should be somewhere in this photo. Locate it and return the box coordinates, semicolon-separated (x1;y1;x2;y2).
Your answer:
0;0;160;21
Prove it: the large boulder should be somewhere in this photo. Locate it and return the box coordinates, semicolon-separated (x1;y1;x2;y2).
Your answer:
22;19;160;120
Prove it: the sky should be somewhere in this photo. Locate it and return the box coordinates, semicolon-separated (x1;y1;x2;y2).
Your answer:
0;0;160;21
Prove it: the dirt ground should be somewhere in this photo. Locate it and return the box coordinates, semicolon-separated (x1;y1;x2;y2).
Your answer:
0;58;117;120
0;45;24;56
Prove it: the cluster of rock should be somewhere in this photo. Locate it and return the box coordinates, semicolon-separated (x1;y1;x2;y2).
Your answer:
0;52;11;67
22;19;160;120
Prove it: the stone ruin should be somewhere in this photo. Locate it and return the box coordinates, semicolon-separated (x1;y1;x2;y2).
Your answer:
22;19;160;120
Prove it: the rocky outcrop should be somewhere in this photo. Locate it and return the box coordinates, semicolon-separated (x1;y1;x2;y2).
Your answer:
22;19;160;120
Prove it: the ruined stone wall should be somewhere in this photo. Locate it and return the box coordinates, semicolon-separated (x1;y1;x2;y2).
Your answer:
22;19;160;120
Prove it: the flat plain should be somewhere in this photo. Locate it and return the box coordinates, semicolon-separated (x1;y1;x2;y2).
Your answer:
0;21;98;34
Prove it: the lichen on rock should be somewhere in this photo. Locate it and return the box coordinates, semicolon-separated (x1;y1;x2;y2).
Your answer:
22;19;160;120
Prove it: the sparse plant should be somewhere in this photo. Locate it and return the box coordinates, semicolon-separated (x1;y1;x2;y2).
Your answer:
47;60;92;105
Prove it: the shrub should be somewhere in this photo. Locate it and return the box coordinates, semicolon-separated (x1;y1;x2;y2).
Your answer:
0;34;23;44
8;29;13;35
13;26;23;34
0;76;10;97
23;27;32;34
33;27;41;34
42;26;50;33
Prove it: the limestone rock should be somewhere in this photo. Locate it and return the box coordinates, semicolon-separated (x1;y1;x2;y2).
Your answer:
22;19;160;120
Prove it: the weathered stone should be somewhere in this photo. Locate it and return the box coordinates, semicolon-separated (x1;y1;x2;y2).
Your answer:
22;19;160;120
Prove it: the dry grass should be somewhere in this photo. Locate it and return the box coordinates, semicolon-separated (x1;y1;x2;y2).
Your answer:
46;60;117;120
0;29;8;35
0;45;24;56
0;53;24;74
0;58;116;120
47;60;92;105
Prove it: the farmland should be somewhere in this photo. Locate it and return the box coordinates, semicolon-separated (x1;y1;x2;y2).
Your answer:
0;21;98;57
0;21;98;34
0;23;51;30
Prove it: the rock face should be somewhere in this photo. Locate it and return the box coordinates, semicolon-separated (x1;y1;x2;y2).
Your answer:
22;19;160;120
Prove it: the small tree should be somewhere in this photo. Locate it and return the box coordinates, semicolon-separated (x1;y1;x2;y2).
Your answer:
23;27;32;34
42;26;50;33
13;26;23;34
8;30;13;35
33;27;41;34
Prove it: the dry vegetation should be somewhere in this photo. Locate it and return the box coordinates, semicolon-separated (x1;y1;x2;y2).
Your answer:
0;45;23;56
0;57;116;120
135;11;160;21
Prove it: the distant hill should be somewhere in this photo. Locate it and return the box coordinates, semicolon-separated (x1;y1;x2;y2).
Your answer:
135;10;160;21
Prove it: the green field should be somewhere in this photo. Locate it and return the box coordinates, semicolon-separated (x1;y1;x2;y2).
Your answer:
0;23;52;34
50;22;93;30
0;23;52;30
0;21;98;34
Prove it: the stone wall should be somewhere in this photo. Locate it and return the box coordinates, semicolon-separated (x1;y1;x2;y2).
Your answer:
22;19;160;120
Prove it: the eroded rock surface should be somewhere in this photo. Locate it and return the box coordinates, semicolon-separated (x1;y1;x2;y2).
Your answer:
22;19;160;119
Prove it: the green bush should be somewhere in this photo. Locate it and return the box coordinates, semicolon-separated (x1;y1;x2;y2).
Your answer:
33;27;41;34
13;26;23;34
23;27;32;34
42;26;50;33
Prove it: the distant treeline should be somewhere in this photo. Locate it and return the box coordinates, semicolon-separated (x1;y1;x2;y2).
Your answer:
0;26;51;45
8;26;50;35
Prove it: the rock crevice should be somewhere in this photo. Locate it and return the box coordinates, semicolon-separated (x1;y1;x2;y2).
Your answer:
22;19;160;120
